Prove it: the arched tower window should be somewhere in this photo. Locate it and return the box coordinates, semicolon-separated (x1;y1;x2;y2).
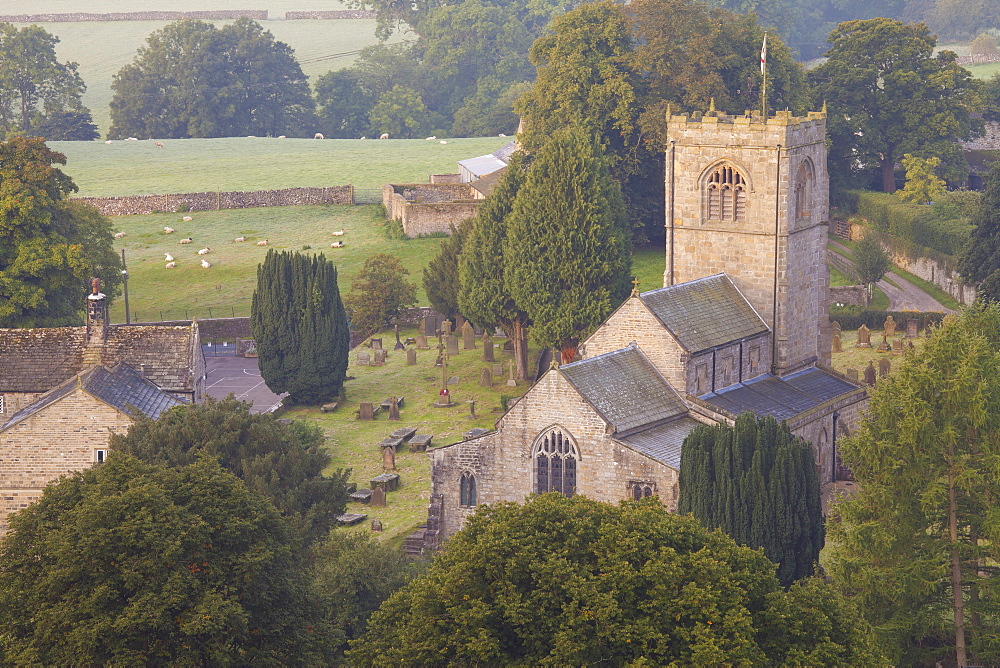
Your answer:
794;159;815;221
533;428;578;496
705;164;748;221
460;471;477;507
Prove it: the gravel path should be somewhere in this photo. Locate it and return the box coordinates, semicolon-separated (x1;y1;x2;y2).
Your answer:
828;239;954;313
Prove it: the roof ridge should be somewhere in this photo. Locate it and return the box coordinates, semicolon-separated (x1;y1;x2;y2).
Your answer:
639;273;726;298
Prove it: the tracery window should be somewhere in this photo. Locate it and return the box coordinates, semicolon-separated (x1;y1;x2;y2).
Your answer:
534;428;578;496
706;164;747;221
459;471;477;507
630;481;656;500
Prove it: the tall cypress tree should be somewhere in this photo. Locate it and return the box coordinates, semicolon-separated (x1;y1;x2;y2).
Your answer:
679;412;824;587
251;251;349;405
423;217;473;322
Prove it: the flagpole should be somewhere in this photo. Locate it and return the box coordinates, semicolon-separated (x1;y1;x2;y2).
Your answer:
760;33;768;118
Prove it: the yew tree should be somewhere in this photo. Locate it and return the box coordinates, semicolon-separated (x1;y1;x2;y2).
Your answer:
423;217;472;322
960;162;1000;301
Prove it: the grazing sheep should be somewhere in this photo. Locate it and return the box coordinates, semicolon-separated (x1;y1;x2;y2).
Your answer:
331;229;345;236
277;135;286;139
126;137;138;141
439;140;447;144
163;226;174;234
182;215;193;222
257;239;268;247
180;238;193;244
234;236;246;242
197;248;210;255
331;241;345;248
499;133;506;137
425;136;436;141
360;136;366;140
314;133;324;139
113;232;126;239
165;261;176;269
201;259;211;268
154;141;164;148
105;140;113;144
379;133;389;140
164;253;174;262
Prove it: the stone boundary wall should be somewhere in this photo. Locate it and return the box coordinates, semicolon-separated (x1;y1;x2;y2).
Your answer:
285;10;376;19
829;285;867;307
73;185;352;216
382;183;479;237
962;121;1000;151
957;54;1000;66
430;173;461;184
0;10;266;21
128;317;251;340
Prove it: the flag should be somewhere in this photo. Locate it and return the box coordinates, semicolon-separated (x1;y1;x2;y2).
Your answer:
760;33;767;76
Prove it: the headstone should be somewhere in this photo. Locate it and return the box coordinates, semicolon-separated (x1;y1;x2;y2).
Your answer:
358;401;375;420
370;486;386;507
831;320;842;337
892;338;903;354
382;445;396;471
883;315;896;338
416;334;429;349
394;324;405;351
506;361;517;387
502;339;514;354
373;349;388;365
855;324;872;348
906;318;919;338
877;333;891;352
409;434;433;451
357;350;371;365
864;361;877;386
468;399;476;417
832;333;842;353
388;396;400;421
370;519;383;532
446;334;460;356
349;488;373;503
878;357;891;377
483;333;495;362
493;364;504;377
462;322;476;349
448;376;460;385
370;337;383;350
455;314;466;330
380;396;404;411
406;348;417;365
846;368;859;384
440;319;452;336
422;314;436;336
480;367;493;387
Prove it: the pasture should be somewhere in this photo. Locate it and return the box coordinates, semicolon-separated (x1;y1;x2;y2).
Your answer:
53;136;511;196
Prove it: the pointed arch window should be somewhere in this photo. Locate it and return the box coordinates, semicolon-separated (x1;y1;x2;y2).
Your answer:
459;471;477;507
534;428;578;496
795;160;815;221
706;164;747;221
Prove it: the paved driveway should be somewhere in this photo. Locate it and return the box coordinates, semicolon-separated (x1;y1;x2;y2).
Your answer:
205;356;285;413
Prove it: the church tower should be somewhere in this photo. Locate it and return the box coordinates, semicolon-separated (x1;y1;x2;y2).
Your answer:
664;108;830;375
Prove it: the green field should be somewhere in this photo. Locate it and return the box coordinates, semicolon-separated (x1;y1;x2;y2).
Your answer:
53;136;510;196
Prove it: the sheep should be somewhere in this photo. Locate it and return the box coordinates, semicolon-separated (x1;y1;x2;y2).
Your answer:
197;248;210;255
499;133;506;137
277;135;286;139
330;241;345;248
425;136;437;141
201;259;211;268
165;261;176;269
234;236;246;242
379;133;389;140
113;232;126;239
126;137;138;141
164;253;174;262
179;237;193;244
256;239;268;247
105;140;113;144
154;141;164;148
163;226;175;234
182;215;193;222
331;229;345;236
360;136;366;140
314;132;324;139
439;140;447;144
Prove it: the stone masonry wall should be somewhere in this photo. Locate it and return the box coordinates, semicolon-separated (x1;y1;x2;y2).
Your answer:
74;186;352;216
0;10;267;21
382;183;480;237
129;317;251;340
1;393;43;417
284;10;377;18
685;333;772;395
0;390;133;536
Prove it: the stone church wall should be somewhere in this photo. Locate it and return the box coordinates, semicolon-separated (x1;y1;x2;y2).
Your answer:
685;333;771;396
0;390;132;535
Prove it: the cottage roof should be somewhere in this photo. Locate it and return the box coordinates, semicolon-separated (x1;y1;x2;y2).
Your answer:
640;274;768;353
617;417;702;470
0;323;200;394
1;363;183;431
469;166;506;197
458;141;517;180
560;345;687;434
700;367;859;421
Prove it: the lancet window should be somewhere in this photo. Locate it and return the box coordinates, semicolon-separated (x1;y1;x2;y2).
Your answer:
534;428;578;496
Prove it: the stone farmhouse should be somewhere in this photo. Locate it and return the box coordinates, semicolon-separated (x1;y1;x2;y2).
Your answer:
416;108;868;550
0;283;203;535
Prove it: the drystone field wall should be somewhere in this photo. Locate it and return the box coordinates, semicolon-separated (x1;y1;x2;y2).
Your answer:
74;186;352;216
284;10;377;18
382;183;479;237
0;10;266;21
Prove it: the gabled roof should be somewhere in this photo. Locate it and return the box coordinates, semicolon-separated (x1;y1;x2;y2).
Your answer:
700;367;859;421
458;141;517;180
1;363;183;431
0;324;199;394
640;274;768;353
617;417;702;470
470;166;506;197
560;345;687;434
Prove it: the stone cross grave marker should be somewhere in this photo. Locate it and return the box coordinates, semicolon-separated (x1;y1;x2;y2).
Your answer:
483;333;494;362
370;486;386;507
462;322;476;349
406;348;417;365
878;357;891;377
358;401;375;420
864;361;877;386
855;324;872;348
507;360;517;387
357;350;371;366
480;367;492;387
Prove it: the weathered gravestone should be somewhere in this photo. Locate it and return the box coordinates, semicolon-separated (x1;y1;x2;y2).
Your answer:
493;364;504;377
892;338;903;354
877;333;891;352
831;320;842;337
468;399;476;417
502;339;514;354
448;376;460;385
357;350;371;366
370;337;383;350
388;396;400;421
846;368;859;384
358;401;375;420
480;368;493;387
446;334;460;356
390;426;416;441
370;519;383;532
507;361;517;387
370;486;386;507
416;334;429;349
832;333;842;353
878;357;891;377
462;322;476;350
440;319;452;336
855;324;872;348
884;315;896;338
394;324;405;351
373;349;388;365
370;473;400;492
483;333;495;362
409;434;433;452
422;314;436;336
864;361;877;386
406;348;417;365
349;488;373;503
906;318;919;338
381;445;396;471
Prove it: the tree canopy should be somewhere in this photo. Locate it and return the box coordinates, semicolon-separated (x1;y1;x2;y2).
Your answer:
828;304;1000;667
345;253;417;338
0;455;322;665
0;136;121;327
960;162;1000;301
852;235;891;298
349;494;882;666
110;18;315;139
423;217;473;321
251;250;350;406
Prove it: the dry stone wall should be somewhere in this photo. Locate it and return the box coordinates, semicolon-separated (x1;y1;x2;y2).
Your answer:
0;10;266;21
73;186;352;216
285;10;376;18
382;183;479;237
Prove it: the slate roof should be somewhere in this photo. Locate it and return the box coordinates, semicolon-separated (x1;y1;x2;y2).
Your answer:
0;324;199;394
640;274;768;353
470;167;506;197
700;367;859;421
1;363;183;431
458;141;516;181
618;417;701;469
560;345;687;434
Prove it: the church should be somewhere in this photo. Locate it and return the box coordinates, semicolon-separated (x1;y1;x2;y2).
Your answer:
416;108;869;550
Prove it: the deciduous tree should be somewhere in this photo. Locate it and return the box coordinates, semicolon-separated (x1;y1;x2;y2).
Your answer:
853;234;891;299
960;162;1000;301
345;253;417;337
897;153;947;204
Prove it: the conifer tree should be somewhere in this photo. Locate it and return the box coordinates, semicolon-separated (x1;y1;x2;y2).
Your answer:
960;162;1000;301
679;412;824;587
458;153;532;380
423;217;473;321
251;250;349;405
504;123;632;362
